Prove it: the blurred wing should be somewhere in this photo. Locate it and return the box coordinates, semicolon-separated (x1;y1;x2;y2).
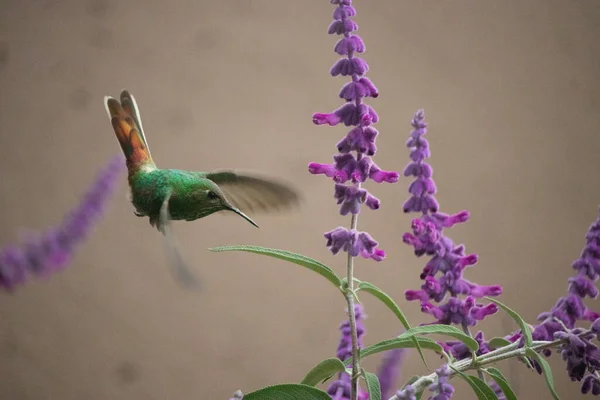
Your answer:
119;89;151;157
205;171;301;214
159;190;201;290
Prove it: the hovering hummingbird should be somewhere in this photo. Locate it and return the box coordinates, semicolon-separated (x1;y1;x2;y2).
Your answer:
104;90;301;288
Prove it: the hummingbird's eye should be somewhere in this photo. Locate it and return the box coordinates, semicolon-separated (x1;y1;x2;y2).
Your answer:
207;191;218;200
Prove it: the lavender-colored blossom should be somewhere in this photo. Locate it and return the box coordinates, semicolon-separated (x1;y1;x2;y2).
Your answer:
310;0;399;263
0;155;124;290
489;381;507;400
327;304;369;400
395;384;416;400
402;110;502;331
377;349;406;399
521;207;600;393
427;365;454;400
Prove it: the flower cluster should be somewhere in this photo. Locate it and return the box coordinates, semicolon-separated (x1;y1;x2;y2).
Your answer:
520;208;600;394
0;155;124;290
309;0;398;262
401;110;502;351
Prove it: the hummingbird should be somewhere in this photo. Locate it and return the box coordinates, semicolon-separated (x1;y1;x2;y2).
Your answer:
104;89;301;288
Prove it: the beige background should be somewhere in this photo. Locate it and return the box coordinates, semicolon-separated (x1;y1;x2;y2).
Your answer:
1;0;600;399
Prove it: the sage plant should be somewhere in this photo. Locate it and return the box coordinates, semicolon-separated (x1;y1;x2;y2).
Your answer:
4;2;600;400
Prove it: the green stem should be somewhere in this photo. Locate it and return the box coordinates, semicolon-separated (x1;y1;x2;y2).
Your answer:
346;212;360;400
460;321;485;381
387;330;590;400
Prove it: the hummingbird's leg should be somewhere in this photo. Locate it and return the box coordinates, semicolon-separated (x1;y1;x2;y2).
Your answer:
159;191;201;290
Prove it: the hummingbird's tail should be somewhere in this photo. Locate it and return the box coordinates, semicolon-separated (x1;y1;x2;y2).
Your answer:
104;90;155;173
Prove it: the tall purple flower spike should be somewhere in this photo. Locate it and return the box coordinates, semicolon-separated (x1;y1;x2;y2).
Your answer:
310;0;398;263
519;207;600;394
402;110;502;359
327;304;369;400
0;155;124;290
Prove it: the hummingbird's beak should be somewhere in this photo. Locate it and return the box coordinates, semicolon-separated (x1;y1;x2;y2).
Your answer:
228;206;259;228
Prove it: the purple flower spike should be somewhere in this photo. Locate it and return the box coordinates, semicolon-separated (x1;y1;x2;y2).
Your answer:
311;0;398;264
401;109;502;372
377;349;406;399
524;207;600;391
327;304;369;400
0;155;124;291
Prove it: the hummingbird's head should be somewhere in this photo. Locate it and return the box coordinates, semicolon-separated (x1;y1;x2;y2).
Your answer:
199;182;259;228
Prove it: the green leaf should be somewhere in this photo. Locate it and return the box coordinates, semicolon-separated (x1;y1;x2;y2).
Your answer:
400;324;479;353
468;375;500;400
525;348;561;400
357;282;411;329
243;383;332;400
344;336;443;364
356;281;428;367
209;245;341;287
484;367;518;400
301;358;346;386
362;369;382;400
451;367;497;400
485;297;533;347
488;337;511;350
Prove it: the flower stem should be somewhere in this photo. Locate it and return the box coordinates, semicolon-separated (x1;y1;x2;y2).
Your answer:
387;330;592;400
346;212;360;400
460;321;484;381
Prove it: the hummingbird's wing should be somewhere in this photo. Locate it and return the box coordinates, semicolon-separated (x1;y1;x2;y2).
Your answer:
204;171;301;214
159;189;201;290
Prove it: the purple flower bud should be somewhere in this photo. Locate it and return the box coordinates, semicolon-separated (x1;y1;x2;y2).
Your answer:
333;5;356;20
395;385;416;400
334;35;365;55
330;57;369;77
328;18;358;35
334;184;378;215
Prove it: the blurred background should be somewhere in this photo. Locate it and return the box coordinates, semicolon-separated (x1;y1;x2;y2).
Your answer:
1;0;599;398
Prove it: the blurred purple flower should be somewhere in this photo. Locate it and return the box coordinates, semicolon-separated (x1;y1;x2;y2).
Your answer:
512;207;600;394
0;155;124;290
377;348;406;399
310;0;399;263
402;110;502;351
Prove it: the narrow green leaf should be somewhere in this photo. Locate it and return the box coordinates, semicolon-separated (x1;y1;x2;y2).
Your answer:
468;375;500;400
301;358;346;386
484;367;518;400
362;369;382;400
488;337;511;350
525;349;561;400
451;367;497;400
357;282;411;329
357;281;428;368
344;336;443;364
485;297;533;347
209;245;341;287
400;324;479;353
243;383;332;400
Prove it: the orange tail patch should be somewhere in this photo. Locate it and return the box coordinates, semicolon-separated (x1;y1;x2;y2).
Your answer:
104;93;154;171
